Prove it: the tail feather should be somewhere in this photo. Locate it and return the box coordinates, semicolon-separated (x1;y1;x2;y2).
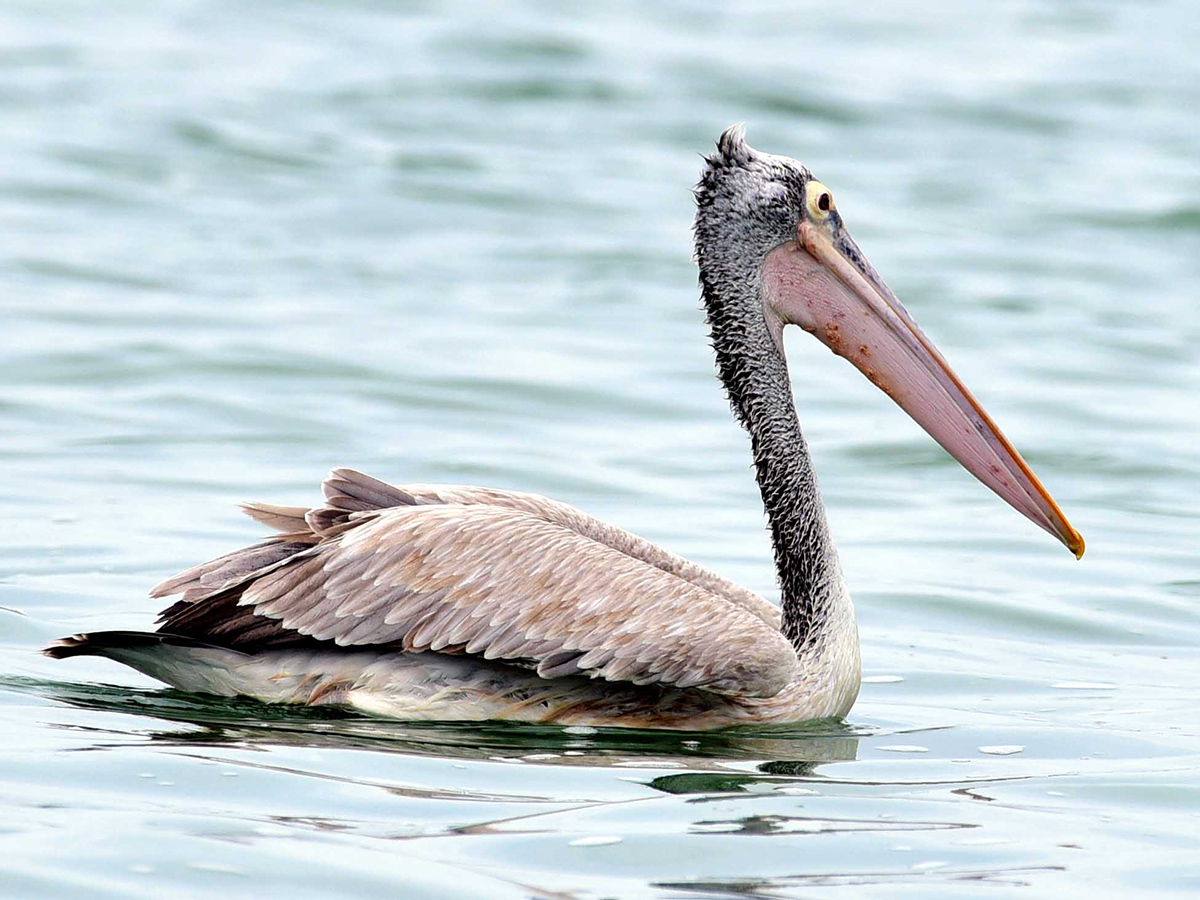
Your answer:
43;629;376;705
42;630;242;660
43;630;258;698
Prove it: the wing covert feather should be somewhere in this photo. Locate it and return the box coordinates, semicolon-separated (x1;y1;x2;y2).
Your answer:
323;469;780;628
240;504;796;699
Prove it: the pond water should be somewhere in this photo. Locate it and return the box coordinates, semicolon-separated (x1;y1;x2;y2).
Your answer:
2;1;1198;897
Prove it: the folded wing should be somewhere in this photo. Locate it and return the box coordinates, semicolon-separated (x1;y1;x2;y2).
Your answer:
152;470;795;699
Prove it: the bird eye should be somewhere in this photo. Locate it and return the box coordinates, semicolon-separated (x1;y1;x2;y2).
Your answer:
806;180;835;220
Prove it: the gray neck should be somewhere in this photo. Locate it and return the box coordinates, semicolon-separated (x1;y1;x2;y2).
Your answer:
700;263;847;653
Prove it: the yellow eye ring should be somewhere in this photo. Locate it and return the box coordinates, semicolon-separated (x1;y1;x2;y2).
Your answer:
806;181;835;220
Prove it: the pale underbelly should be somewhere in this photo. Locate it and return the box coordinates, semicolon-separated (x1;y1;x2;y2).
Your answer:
107;642;857;730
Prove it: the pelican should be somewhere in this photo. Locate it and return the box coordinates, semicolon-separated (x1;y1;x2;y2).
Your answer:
45;128;1083;728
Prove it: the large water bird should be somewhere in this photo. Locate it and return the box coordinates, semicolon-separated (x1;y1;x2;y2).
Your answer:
45;128;1083;728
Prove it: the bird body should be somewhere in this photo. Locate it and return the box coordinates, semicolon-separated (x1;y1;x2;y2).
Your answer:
47;468;861;728
45;128;1080;728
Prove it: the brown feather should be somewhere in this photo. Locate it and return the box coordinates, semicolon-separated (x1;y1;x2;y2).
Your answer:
152;469;794;699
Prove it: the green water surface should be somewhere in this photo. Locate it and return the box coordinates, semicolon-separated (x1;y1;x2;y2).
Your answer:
2;1;1198;897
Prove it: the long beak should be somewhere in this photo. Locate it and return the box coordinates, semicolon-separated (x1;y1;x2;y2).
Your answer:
766;221;1084;558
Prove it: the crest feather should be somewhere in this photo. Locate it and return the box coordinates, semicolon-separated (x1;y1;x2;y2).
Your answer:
716;124;753;165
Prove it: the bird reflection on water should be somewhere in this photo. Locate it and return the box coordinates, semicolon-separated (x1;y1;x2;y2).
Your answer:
21;674;861;775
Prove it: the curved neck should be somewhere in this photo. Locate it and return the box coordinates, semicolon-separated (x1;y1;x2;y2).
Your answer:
700;266;849;653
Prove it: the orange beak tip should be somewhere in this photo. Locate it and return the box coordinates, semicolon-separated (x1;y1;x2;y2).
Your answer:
1067;530;1086;560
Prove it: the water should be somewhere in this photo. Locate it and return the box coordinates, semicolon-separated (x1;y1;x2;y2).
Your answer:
2;1;1198;896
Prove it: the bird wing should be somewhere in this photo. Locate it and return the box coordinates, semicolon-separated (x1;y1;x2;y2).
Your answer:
323;469;781;629
153;469;794;699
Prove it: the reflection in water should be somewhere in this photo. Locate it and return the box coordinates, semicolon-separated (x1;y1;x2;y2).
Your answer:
656;865;1067;897
2;653;1146;892
686;812;974;836
16;675;860;772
